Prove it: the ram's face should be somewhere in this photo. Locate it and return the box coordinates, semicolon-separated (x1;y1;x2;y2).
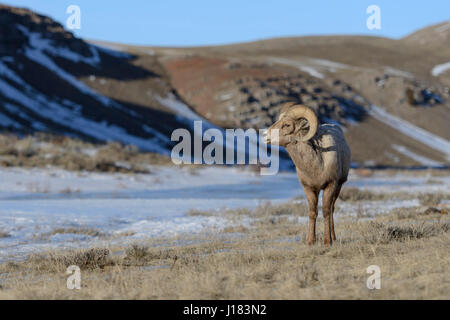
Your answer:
262;104;318;147
262;113;295;147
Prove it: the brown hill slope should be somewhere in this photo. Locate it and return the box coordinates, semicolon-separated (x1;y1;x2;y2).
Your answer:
133;29;450;166
403;21;450;49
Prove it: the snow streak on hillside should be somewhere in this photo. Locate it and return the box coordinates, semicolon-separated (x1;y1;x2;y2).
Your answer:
431;62;450;76
267;57;350;79
369;105;450;162
0;24;192;154
391;145;442;167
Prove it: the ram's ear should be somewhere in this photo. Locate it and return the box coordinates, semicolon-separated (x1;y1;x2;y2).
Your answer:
287;105;318;142
294;118;310;136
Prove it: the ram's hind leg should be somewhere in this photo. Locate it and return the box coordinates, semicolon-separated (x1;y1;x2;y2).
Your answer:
330;183;343;241
304;186;319;245
322;182;338;245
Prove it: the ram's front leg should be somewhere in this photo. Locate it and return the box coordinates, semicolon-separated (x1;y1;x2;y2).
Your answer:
303;186;319;245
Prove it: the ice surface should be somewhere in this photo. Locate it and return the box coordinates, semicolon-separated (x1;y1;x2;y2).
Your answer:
0;166;448;262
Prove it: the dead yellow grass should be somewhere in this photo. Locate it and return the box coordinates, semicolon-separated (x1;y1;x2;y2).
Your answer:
39;228;104;239
0;203;448;299
338;188;450;206
338;187;411;201
0;133;172;173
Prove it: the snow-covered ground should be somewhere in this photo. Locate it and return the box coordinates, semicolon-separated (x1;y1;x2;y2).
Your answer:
0;166;449;262
0;166;299;262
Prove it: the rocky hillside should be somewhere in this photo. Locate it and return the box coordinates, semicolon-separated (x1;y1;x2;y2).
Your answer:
146;22;450;167
161;56;369;129
0;4;449;168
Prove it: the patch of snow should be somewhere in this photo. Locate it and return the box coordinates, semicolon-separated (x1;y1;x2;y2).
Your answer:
267;57;325;78
81;148;98;157
16;25;138;117
0;64;169;154
142;125;171;144
17;25;101;67
0;60;26;84
392;144;442;166
0;112;22;129
436;22;450;33
384;67;413;79
431;62;450;76
298;66;324;79
376;79;386;87
369;105;450;162
218;92;233;101
267;57;351;78
384;152;400;163
309;58;350;71
155;93;205;122
3;102;34;124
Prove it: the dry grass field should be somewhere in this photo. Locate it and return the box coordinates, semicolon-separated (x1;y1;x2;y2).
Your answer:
0;200;448;300
0;133;172;173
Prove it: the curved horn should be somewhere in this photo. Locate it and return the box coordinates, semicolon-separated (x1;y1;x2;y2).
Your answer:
278;101;297;120
286;105;318;142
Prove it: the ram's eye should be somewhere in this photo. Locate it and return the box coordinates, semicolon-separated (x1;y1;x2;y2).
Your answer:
282;123;290;128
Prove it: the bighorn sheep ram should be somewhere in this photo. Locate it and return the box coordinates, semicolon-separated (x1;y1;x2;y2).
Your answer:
263;102;351;245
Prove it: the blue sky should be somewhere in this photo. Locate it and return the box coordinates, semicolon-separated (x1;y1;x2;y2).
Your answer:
3;0;449;46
